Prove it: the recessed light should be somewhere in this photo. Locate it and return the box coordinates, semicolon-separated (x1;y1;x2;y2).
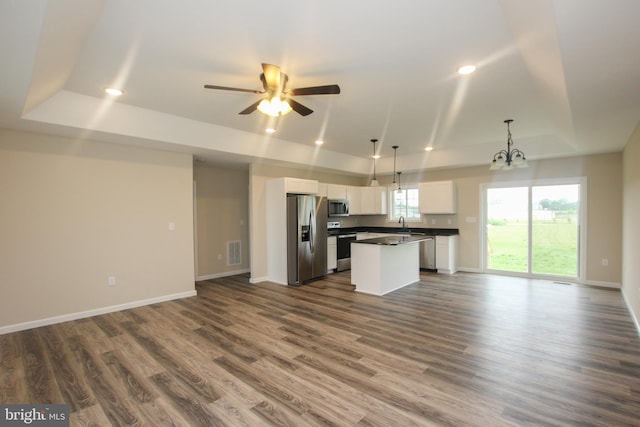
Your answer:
457;65;476;75
372;155;381;159
425;146;433;152
105;87;123;96
315;139;324;145
265;128;276;134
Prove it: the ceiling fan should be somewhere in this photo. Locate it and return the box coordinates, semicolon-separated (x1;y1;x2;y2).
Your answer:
204;63;340;117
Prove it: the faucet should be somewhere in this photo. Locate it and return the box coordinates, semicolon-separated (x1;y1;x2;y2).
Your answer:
398;216;407;232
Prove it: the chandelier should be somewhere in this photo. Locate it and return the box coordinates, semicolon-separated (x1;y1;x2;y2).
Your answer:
490;119;527;170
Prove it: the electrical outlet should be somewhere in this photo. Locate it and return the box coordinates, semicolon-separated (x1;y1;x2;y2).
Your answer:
218;254;223;261
108;276;116;286
601;259;608;266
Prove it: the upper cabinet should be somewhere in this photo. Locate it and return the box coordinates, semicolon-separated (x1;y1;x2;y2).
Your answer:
346;186;362;215
419;181;457;214
282;177;319;195
317;183;328;197
326;184;348;200
360;186;387;215
347;186;386;215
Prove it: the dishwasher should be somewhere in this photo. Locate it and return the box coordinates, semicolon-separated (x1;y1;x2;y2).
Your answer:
419;237;435;270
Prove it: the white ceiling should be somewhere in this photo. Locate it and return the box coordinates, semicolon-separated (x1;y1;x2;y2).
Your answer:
2;0;640;176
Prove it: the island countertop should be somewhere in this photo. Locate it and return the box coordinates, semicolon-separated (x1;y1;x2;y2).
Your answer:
353;235;433;246
351;235;432;295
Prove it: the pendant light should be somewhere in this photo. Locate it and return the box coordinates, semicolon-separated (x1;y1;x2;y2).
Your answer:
396;171;403;193
370;138;379;187
392;145;399;184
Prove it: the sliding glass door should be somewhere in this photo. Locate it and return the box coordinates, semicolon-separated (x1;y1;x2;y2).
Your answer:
484;179;583;279
486;187;529;272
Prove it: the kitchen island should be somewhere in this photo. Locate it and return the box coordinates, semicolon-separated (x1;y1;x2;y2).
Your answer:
351;235;432;295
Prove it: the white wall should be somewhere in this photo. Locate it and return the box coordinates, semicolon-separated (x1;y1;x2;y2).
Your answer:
0;129;195;332
623;122;640;329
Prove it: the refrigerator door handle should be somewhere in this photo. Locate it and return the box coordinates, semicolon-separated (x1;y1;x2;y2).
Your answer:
309;210;315;254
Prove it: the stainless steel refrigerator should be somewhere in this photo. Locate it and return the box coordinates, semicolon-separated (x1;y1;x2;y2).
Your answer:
287;194;327;285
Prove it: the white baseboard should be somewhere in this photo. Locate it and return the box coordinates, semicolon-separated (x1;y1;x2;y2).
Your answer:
0;290;197;335
622;288;640;337
249;275;269;284
456;267;483;273
196;268;250;282
583;280;621;289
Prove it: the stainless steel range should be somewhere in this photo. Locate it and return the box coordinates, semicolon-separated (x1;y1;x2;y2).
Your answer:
328;221;355;272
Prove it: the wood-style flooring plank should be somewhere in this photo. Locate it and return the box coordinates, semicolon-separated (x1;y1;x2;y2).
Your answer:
37;325;96;411
2;271;639;426
67;335;144;426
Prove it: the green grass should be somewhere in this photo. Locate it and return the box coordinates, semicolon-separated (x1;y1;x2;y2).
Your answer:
487;218;578;276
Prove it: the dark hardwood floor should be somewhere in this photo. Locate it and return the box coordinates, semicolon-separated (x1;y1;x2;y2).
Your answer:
1;271;639;426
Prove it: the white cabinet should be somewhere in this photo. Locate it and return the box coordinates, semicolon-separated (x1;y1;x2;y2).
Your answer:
347;186;362;215
347;186;387;215
435;235;458;274
265;177;319;285
327;184;348;200
283;177;319;194
360;187;387;215
327;236;337;271
317;183;328;197
419;181;457;214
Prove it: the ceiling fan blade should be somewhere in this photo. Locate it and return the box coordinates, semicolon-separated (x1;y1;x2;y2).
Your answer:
261;63;281;90
238;100;262;115
204;84;264;94
287;84;341;96
288;99;313;116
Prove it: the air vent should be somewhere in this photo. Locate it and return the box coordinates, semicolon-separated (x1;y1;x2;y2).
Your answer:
227;240;241;266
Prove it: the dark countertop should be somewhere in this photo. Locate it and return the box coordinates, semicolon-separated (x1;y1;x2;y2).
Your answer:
333;226;459;236
353;235;433;246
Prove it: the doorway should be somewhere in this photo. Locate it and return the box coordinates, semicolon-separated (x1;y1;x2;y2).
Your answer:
483;179;585;280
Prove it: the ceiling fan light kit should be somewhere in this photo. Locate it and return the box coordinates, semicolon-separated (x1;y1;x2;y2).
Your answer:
490;119;528;171
204;63;340;117
257;97;292;117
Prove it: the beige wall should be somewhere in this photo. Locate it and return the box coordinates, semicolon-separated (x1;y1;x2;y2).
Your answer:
0;129;195;331
623;123;640;327
350;153;623;286
193;163;249;278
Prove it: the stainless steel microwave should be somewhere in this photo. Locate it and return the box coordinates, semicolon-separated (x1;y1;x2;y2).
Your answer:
328;199;349;217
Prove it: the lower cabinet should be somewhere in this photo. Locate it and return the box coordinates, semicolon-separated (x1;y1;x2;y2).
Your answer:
327;236;337;271
435;235;458;274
